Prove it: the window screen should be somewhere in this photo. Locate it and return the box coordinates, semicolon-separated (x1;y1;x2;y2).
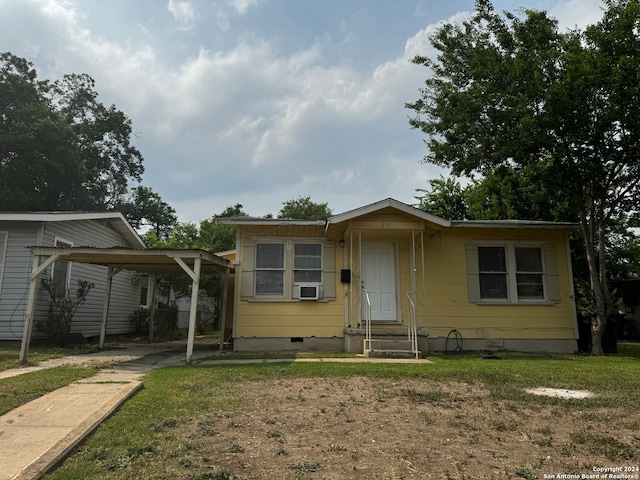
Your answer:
255;243;285;295
478;246;508;300
294;243;322;283
515;247;544;299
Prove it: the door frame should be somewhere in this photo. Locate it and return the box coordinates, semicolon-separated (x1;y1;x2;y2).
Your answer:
360;240;401;324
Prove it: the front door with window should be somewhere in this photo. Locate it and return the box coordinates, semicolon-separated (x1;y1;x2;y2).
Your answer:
362;242;398;322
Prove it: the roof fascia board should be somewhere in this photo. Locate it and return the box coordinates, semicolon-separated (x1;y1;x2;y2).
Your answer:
216;218;325;226
451;220;579;230
0;212;121;222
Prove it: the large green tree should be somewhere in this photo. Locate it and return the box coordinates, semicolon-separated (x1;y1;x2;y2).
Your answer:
415;176;469;219
278;195;332;220
406;0;640;354
0;52;160;223
117;186;177;240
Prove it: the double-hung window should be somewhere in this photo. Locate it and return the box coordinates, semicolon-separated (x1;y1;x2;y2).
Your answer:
515;247;545;300
293;243;322;283
255;243;285;296
467;242;560;304
241;238;336;301
478;246;508;300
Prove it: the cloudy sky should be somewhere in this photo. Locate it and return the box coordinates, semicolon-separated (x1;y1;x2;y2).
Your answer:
0;0;604;223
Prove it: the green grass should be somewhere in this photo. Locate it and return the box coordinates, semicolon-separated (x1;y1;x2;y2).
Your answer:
43;343;640;479
0;341;101;371
0;366;101;415
0;342;103;415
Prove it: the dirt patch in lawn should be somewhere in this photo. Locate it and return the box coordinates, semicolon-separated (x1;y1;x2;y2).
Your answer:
170;377;640;479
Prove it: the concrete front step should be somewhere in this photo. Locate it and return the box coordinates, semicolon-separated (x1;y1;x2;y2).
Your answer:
367;349;422;359
364;339;421;359
368;339;413;351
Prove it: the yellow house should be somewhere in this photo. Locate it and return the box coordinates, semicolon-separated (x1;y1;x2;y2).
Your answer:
218;198;578;356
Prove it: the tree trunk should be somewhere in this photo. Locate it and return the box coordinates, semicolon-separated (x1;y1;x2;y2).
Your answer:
591;315;606;355
579;210;611;356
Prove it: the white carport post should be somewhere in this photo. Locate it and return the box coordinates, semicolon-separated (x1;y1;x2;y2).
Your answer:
99;267;122;349
218;271;229;352
171;254;201;364
20;252;61;363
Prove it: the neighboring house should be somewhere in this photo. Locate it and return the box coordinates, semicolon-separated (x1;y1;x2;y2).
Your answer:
0;212;146;341
218;198;579;355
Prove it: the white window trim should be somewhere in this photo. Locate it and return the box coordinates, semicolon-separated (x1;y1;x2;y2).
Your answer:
51;237;73;297
249;238;329;301
255;241;286;298
469;240;556;305
293;241;323;285
0;231;8;297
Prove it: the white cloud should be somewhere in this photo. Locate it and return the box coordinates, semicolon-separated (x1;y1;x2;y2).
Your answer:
550;0;604;30
227;0;263;15
167;0;196;24
0;0;606;224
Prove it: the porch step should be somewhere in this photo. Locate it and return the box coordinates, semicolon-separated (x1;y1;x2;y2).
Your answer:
367;349;422;359
368;339;413;351
364;339;422;359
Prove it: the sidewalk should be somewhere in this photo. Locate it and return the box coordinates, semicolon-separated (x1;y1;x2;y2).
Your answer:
0;344;212;480
0;346;431;480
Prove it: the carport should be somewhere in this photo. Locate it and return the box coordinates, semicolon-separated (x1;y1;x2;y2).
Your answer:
19;247;233;364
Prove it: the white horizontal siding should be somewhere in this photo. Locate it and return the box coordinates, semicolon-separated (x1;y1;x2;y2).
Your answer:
0;219;142;341
0;224;51;340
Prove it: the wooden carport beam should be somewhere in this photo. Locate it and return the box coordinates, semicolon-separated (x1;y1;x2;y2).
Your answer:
20;247;231;365
168;255;202;365
19;254;61;362
99;267;123;349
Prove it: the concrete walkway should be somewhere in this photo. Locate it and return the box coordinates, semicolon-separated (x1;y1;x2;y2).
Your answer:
0;344;212;480
0;345;431;480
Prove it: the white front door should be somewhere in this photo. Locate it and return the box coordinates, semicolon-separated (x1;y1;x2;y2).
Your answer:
362;242;397;322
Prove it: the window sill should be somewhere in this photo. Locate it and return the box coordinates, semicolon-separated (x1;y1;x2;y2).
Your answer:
246;298;332;303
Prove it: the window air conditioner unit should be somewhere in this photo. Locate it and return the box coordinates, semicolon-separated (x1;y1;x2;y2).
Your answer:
298;285;319;300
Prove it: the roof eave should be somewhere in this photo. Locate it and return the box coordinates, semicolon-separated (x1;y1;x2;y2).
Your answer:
451;220;580;230
216;217;326;226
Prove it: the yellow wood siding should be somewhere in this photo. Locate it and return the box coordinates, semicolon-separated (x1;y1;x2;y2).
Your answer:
421;228;575;340
233;219;576;343
234;225;345;338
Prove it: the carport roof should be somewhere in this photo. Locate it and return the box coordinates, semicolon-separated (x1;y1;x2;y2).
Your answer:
28;246;232;275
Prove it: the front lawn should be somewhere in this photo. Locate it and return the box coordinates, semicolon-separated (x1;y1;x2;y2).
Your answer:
45;343;640;480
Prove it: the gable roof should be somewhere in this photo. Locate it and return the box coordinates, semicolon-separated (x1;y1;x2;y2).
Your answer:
216;198;579;231
326;198;451;228
0;211;145;248
216;198;451;228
